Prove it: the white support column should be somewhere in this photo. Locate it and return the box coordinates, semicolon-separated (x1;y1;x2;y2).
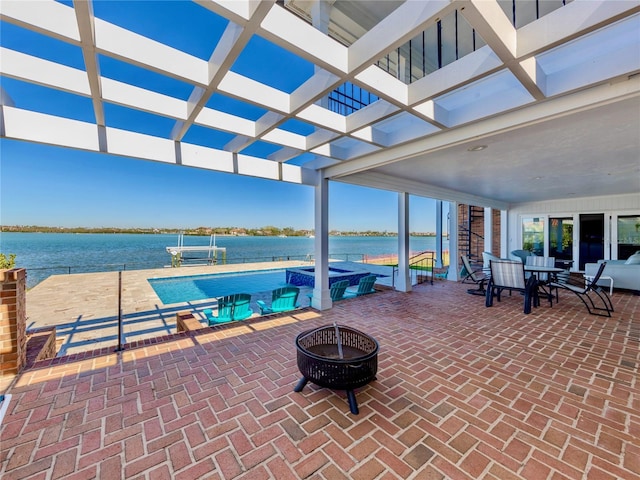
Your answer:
448;202;459;281
436;200;443;268
484;207;493;253
500;209;508;258
396;192;411;292
311;176;332;310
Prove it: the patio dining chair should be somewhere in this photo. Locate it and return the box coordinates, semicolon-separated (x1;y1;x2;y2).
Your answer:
525;255;556;305
461;255;488;296
486;260;538;314
549;262;613;317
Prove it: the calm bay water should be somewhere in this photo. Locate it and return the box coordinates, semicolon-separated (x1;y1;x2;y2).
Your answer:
1;232;448;288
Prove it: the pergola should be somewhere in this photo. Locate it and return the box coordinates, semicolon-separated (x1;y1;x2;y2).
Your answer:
1;0;639;308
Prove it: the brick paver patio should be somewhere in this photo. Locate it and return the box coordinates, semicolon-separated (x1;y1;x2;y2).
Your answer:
1;281;638;479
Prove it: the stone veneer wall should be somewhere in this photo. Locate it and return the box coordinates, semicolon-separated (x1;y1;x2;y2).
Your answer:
0;268;27;383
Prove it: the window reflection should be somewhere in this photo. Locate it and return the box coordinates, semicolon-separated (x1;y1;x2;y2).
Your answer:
617;215;640;259
522;217;545;255
550;217;573;261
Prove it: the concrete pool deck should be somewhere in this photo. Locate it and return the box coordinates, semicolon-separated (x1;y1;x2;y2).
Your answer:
25;260;396;356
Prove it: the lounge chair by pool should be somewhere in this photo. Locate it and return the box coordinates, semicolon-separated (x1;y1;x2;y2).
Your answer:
257;287;300;315
344;275;377;298
307;279;351;305
203;293;253;325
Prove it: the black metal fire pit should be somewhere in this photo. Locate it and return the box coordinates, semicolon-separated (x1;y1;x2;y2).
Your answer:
294;323;379;414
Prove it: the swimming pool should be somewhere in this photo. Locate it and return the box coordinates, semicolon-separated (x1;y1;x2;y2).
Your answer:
148;269;295;305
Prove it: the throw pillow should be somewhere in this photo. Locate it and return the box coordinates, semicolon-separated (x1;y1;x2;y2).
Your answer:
625;253;640;265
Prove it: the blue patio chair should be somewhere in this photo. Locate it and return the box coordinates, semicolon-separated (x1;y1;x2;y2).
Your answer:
434;266;449;280
329;280;350;301
203;293;253;325
257;287;300;315
307;279;351;305
344;275;377;298
510;249;536;264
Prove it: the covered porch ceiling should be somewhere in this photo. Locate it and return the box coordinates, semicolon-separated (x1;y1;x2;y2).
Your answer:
1;0;639;210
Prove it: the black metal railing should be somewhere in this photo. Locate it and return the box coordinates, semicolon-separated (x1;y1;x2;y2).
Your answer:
22;253;368;289
391;250;436;287
376;1;569;84
328;83;377;115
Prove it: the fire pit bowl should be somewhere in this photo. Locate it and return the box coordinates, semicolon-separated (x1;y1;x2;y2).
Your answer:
294;324;379;414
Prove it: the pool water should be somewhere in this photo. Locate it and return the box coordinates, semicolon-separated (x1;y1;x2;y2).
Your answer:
148;269;294;304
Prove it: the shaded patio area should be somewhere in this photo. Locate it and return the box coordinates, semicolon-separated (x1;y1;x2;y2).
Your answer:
1;281;639;479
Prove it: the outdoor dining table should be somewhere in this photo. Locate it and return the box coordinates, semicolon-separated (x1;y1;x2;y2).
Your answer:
524;265;566;305
524;265;566;276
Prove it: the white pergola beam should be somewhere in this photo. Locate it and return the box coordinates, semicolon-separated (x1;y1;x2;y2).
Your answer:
346;100;400;134
0;0;80;42
325;77;640;179
260;4;349;74
461;0;545;100
74;0;105;126
517;0;640;58
297;104;346;134
172;1;273;141
262;128;306;150
101;78;188;120
267;146;302;163
289;70;341;113
350;126;390;148
0;48;90;96
2;106;99;151
94;18;208;86
545;43;640;97
354;66;408;105
218;71;290;114
305;129;341;150
338;171;509;211
196;0;274;25
348;0;455;74
407;46;503;106
180;142;235;173
195;108;255;137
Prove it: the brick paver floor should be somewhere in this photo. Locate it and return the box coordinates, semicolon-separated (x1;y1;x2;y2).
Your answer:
1;281;639;479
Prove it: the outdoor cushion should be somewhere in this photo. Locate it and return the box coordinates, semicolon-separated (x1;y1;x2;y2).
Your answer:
624;253;640;265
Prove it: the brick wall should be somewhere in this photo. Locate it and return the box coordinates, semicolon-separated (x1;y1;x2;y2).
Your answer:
176;311;204;333
457;205;502;257
492;209;501;255
25;327;57;369
0;268;27;384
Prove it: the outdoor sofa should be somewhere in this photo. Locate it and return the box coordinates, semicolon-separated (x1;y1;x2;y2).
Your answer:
584;251;640;293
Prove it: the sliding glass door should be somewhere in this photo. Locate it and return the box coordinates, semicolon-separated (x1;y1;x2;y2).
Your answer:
522;217;544;256
549;217;573;267
579;214;604;270
617;215;640;259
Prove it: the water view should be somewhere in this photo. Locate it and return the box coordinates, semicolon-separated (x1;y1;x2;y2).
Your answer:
1;232;448;288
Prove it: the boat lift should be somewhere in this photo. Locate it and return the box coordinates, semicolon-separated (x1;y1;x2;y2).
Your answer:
166;234;226;267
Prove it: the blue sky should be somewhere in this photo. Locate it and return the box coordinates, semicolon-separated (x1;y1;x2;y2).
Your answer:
1;139;443;232
0;1;446;233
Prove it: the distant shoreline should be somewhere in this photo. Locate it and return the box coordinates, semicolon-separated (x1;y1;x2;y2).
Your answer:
1;226;438;237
